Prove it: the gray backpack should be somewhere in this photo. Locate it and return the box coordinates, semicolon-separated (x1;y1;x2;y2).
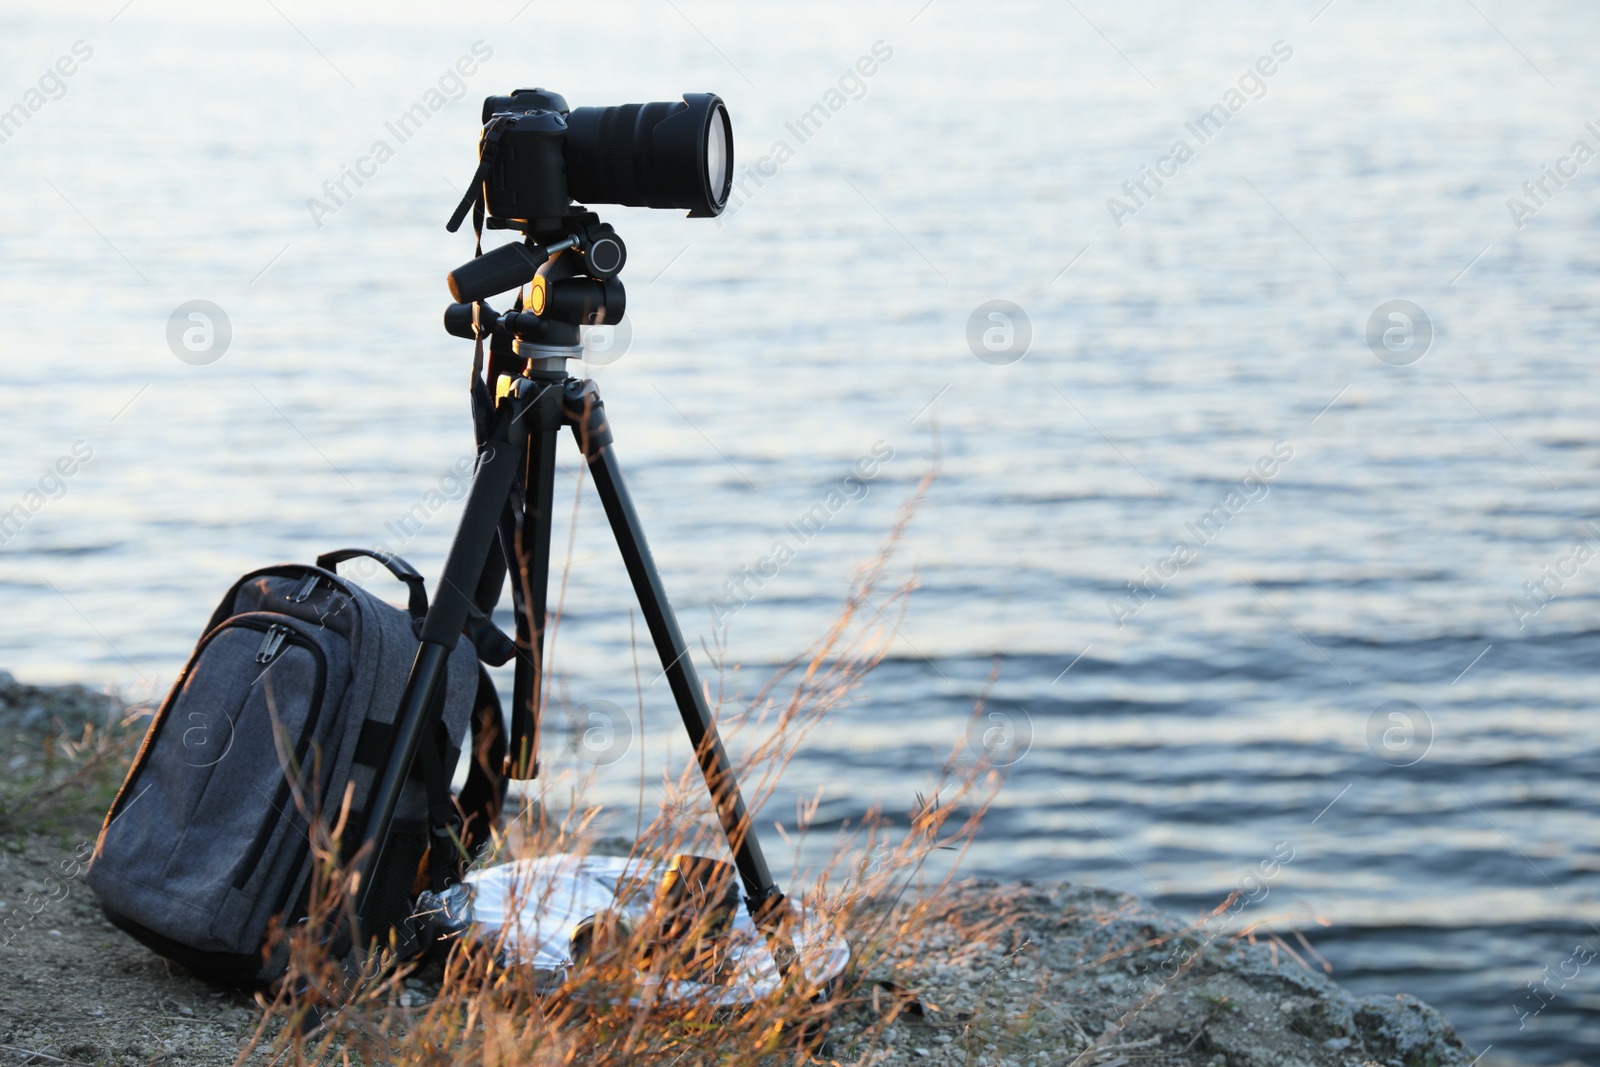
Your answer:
87;549;509;985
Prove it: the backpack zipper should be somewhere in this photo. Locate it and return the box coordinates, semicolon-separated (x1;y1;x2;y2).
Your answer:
233;625;328;891
255;625;289;664
290;574;322;603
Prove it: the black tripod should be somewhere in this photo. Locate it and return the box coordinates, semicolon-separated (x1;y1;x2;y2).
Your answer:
352;213;796;976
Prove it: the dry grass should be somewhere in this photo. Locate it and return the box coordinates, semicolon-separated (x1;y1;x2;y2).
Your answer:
0;700;148;840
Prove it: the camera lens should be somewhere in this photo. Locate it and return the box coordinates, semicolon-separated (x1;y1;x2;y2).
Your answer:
706;106;729;199
564;94;734;218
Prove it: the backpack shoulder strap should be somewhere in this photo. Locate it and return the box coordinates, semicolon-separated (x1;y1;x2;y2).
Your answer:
456;664;507;859
415;664;507;890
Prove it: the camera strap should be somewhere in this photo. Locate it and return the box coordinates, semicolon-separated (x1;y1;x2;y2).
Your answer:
468;302;491;449
446;115;513;239
450;116;519;445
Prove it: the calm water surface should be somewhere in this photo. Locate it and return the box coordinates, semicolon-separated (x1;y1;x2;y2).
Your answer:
2;2;1598;1060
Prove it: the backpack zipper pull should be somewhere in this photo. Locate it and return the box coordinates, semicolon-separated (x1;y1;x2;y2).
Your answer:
256;624;289;664
291;574;322;603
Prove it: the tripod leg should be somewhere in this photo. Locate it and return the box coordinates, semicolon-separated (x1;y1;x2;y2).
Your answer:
564;383;797;977
506;405;561;780
354;390;533;921
587;446;779;896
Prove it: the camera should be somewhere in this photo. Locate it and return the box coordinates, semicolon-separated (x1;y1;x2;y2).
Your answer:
476;88;733;228
444;88;733;310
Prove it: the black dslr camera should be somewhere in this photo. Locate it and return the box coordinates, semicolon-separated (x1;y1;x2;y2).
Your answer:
445;89;733;320
475;88;732;225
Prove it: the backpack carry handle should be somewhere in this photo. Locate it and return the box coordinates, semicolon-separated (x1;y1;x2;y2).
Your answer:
317;548;429;620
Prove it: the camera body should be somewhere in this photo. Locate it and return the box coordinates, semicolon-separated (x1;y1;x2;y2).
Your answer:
479;88;734;229
479;90;572;228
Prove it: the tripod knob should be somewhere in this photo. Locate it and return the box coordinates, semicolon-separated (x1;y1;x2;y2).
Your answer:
443;300;500;340
577;223;626;281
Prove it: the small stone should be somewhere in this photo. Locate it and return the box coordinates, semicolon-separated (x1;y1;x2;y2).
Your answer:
178;1004;195;1017
48;929;61;937
913;1049;930;1058
1322;1037;1351;1051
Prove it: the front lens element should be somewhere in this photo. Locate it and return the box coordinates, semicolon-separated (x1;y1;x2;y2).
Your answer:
706;105;730;208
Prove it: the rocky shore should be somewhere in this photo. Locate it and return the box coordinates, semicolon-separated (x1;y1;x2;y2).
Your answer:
838;878;1482;1067
0;675;1496;1066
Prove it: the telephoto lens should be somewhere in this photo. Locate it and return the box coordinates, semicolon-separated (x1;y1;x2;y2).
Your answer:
563;94;733;217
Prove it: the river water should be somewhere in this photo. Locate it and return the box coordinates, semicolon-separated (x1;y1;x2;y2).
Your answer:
2;1;1597;1060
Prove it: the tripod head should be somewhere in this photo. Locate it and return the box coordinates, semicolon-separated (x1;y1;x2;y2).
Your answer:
447;210;626;304
443;210;626;370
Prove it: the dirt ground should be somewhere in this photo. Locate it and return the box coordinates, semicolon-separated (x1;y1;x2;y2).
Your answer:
0;834;266;1065
0;675;1544;1067
0;675;268;1065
